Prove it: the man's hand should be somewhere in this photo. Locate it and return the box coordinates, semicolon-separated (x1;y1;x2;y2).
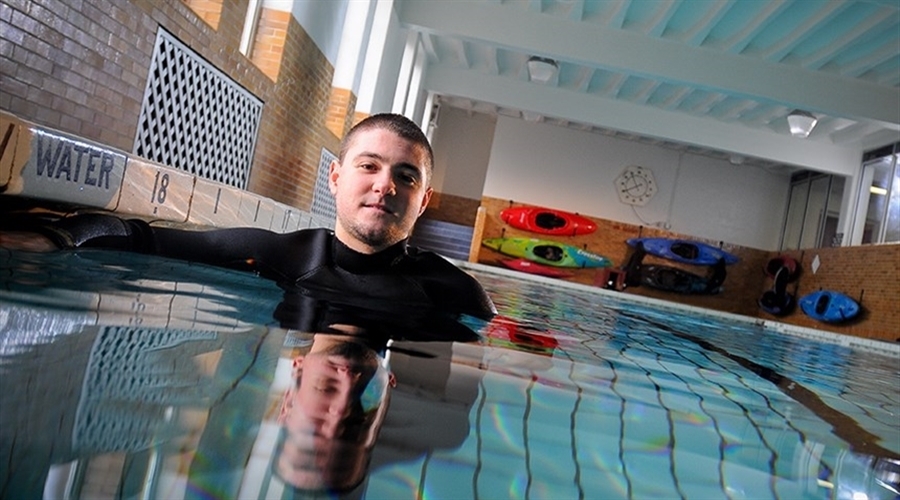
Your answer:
0;231;58;252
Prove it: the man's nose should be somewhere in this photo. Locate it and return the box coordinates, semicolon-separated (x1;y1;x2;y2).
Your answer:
372;170;396;195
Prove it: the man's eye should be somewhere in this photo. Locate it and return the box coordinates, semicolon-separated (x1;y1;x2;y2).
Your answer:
359;163;377;171
399;173;417;185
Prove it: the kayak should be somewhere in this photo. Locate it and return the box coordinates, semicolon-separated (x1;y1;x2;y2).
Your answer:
639;264;725;295
758;265;795;316
501;206;597;236
627;237;739;265
765;255;799;280
482;237;611;268
799;290;860;323
484;316;559;354
500;258;575;278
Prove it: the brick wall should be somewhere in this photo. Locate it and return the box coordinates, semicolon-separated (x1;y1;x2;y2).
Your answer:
761;245;900;342
1;0;346;211
476;197;899;343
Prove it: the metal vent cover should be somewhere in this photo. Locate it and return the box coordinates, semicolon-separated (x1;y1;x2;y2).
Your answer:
135;29;262;189
310;147;338;223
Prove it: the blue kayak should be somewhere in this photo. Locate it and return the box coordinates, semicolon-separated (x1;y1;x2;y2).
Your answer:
799;290;860;323
627;237;739;266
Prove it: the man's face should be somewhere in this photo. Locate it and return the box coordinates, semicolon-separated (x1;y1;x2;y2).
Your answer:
329;128;433;254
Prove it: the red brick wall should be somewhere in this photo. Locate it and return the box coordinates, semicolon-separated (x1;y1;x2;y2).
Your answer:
476;197;899;343
182;0;223;29
1;0;346;211
760;245;900;342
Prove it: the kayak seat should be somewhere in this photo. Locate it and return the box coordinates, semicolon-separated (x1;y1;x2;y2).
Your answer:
535;212;566;229
671;242;699;260
815;294;830;315
533;244;564;262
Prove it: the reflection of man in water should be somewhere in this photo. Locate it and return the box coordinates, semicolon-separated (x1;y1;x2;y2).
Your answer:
275;331;394;493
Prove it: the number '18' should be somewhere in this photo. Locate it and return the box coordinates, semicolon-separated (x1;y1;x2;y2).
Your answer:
151;171;169;204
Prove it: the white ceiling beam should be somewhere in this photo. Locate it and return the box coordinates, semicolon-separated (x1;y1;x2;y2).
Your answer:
420;32;438;62
683;0;736;47
607;0;632;29
759;0;851;62
483;45;499;75
720;0;791;54
567;0;585;22
800;10;899;70
448;38;469;68
842;42;898;78
398;0;900;125
422;64;863;176
633;80;661;105
645;0;682;38
660;87;692;110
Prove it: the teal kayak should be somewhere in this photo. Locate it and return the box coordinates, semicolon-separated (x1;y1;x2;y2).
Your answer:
482;237;611;268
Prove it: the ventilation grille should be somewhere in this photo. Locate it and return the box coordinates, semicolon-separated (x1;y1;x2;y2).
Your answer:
134;29;263;189
310;147;338;223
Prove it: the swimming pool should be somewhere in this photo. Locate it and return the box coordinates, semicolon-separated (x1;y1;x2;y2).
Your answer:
1;247;898;499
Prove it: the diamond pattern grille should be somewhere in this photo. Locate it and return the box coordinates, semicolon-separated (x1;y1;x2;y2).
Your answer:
310;147;338;223
135;29;262;189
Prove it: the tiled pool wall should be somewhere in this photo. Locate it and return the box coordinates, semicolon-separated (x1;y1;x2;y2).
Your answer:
0;111;333;233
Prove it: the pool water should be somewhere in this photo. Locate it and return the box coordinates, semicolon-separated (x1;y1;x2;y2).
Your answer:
1;248;898;499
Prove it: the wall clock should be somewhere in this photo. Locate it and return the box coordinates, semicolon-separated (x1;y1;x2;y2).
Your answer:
615;165;657;206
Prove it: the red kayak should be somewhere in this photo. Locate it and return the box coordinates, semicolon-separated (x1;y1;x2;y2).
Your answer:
501;206;597;236
500;258;575;278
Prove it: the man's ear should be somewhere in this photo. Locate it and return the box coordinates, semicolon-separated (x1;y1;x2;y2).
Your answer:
328;160;341;195
417;187;434;217
278;388;293;423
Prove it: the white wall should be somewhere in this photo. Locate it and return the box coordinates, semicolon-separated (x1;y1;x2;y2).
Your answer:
481;116;790;250
367;7;408;114
430;107;496;198
266;0;348;65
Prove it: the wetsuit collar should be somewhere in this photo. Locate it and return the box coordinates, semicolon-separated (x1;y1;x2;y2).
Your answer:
332;236;408;274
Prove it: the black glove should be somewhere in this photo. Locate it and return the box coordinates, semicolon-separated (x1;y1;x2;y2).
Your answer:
40;213;156;252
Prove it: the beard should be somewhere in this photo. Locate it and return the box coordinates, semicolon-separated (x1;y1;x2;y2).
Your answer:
338;212;408;250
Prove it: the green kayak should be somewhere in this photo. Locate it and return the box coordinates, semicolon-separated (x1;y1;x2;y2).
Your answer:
482;237;612;268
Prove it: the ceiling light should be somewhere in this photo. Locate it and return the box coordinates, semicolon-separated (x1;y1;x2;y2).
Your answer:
787;110;818;138
521;111;542;123
527;56;558;84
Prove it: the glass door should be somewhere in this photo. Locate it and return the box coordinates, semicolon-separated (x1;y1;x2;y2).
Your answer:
851;143;899;245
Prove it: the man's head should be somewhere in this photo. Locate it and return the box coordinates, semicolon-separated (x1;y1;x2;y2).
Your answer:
275;334;392;492
329;114;434;254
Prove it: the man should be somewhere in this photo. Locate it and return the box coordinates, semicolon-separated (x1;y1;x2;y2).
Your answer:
0;114;496;320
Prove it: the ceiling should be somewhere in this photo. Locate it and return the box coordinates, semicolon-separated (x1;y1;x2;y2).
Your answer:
398;0;900;175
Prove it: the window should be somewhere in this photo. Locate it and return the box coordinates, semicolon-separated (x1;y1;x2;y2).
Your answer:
850;142;900;245
780;172;845;250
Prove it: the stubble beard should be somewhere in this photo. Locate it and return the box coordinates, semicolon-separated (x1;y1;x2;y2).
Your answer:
338;212;407;251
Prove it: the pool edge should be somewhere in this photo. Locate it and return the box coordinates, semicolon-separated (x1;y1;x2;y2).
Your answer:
454;259;900;357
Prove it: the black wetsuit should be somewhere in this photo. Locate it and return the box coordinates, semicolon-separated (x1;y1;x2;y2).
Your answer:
41;214;496;320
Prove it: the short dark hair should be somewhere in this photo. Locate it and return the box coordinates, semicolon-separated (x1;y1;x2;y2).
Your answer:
339;113;434;181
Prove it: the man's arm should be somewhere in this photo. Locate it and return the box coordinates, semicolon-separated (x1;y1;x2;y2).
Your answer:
1;213;295;280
